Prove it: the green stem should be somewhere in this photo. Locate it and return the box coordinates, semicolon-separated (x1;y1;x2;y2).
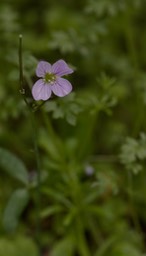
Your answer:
19;35;23;90
69;169;90;256
127;171;142;235
18;34;42;254
32;112;42;252
18;34;29;107
76;216;91;256
124;10;138;72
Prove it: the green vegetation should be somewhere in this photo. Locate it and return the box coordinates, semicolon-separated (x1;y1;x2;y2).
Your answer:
1;0;146;255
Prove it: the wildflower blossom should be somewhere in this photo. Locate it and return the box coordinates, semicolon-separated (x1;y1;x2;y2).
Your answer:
32;59;74;101
85;165;94;176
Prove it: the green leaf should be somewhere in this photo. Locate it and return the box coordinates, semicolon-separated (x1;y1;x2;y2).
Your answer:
51;236;75;256
43;187;72;207
0;147;29;185
0;236;38;256
94;236;117;256
41;205;63;218
3;189;29;232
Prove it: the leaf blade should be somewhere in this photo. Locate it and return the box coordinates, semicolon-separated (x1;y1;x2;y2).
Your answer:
3;188;29;232
0;147;29;185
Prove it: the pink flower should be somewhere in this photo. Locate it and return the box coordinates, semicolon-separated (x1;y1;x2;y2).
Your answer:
32;59;74;101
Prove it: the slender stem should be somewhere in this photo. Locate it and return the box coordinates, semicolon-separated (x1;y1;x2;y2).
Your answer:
18;34;42;254
18;34;29;107
31;111;42;252
127;171;142;235
124;9;138;72
19;34;23;91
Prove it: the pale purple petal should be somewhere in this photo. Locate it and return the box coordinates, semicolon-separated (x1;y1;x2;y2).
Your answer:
36;61;52;77
32;79;52;101
51;77;72;97
52;59;74;77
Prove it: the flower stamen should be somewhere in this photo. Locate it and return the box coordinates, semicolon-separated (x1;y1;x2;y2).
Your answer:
44;73;56;84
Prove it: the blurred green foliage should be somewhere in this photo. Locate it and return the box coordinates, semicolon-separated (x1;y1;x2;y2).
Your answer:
1;0;146;255
0;236;38;256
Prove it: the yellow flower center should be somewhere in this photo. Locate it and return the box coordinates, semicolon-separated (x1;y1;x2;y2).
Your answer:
44;73;56;84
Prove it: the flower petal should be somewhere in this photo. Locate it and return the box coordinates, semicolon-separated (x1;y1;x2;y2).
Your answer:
51;77;72;97
52;59;74;76
32;79;52;101
36;61;52;77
